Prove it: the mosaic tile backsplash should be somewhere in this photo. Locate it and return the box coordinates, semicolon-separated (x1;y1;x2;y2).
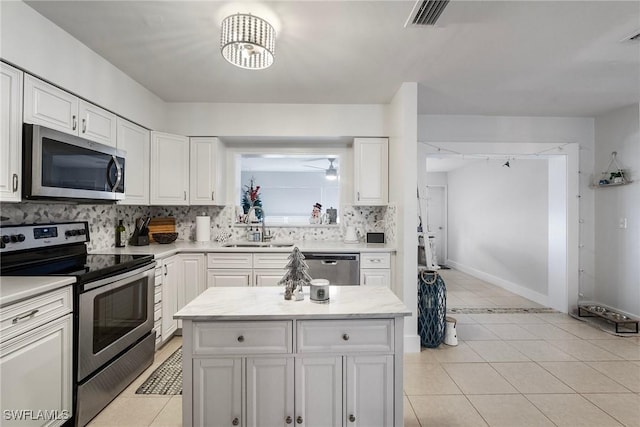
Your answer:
1;203;396;251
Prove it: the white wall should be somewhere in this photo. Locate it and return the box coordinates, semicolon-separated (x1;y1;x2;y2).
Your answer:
388;83;419;353
166;102;387;137
447;159;549;299
593;103;640;317
0;1;166;129
418;114;594;312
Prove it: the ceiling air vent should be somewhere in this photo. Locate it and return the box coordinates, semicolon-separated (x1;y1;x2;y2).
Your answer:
405;0;450;27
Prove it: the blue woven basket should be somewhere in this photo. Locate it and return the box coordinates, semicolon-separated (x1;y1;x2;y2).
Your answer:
418;270;447;348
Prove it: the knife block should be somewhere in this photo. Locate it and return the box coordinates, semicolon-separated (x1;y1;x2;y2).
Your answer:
129;235;149;246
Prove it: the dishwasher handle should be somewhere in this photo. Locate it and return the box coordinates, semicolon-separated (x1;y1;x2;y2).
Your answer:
303;253;359;261
321;260;338;266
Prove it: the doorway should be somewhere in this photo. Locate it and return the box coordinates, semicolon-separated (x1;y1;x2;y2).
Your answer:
420;143;579;314
425;185;446;266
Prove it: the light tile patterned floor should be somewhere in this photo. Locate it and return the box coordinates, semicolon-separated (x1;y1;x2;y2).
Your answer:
89;269;640;426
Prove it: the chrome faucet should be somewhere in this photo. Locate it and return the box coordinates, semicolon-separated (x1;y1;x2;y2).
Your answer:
245;206;270;242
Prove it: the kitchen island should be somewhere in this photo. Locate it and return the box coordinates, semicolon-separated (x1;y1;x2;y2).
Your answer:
175;286;410;427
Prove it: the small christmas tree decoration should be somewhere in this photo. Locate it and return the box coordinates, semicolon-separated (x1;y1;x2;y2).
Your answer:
278;247;312;301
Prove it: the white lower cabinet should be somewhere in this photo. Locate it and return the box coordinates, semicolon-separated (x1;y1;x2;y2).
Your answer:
186;319;397;427
177;253;205;328
193;358;242;427
207;253;289;288
0;312;72;427
345;355;394;426
161;255;180;342
360;253;391;288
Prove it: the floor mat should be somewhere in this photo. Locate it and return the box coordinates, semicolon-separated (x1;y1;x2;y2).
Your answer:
135;347;182;395
447;307;557;314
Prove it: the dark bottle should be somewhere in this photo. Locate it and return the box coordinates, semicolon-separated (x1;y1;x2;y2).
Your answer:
115;220;126;247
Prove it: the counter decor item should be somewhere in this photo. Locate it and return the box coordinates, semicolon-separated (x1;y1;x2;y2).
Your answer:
278;247;312;301
152;232;178;244
309;202;322;224
326;207;337;224
195;214;210;242
148;217;176;242
241;178;262;220
309;279;330;303
344;226;358;243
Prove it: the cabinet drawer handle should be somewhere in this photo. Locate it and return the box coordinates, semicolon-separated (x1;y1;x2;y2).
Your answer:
342;333;350;341
285;416;292;424
72;115;77;130
212;191;215;200
12;173;18;192
237;335;244;343
184;190;187;201
296;416;303;424
349;414;356;422
164;265;168;276
12;309;39;324
82;118;87;133
232;417;239;426
357;191;360;201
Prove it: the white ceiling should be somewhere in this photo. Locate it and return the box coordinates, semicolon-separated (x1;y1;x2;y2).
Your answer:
25;1;640;117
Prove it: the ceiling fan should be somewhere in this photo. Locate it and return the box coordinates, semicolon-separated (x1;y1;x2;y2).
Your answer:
304;158;338;180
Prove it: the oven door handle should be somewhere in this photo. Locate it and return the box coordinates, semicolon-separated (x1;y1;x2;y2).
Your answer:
81;262;156;292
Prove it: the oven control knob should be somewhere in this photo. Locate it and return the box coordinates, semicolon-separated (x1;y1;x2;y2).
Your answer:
66;230;78;237
11;234;25;243
78;229;86;235
1;235;10;244
0;241;4;249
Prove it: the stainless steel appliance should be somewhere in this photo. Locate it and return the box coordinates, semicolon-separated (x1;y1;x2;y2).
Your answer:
23;124;126;202
303;253;360;285
0;222;155;426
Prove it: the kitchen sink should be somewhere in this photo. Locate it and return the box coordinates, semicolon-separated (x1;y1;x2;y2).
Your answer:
223;242;295;248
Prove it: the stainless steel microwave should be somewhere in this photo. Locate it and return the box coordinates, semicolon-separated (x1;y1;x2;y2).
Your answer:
23;124;125;202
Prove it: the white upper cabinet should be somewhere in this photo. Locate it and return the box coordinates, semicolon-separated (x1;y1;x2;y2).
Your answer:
0;63;23;203
24;75;116;146
78;99;117;146
189;137;226;205
150;131;190;205
353;138;388;205
116;118;150;205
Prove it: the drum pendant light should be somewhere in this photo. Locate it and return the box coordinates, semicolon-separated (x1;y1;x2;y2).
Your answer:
220;13;276;70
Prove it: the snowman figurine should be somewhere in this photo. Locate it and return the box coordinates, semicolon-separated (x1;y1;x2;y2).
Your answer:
309;202;322;224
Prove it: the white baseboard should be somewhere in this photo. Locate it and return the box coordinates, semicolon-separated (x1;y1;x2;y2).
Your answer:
404;334;421;353
446;260;550;307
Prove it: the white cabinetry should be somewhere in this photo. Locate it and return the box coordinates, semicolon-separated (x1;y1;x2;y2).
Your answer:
176;253;205;328
117;118;150;205
206;252;289;288
0;286;73;427
150;131;190;205
190;137;226;205
353;138;388;205
184;318;398;427
0;63;23;202
24;75;116;146
153;264;163;348
360;252;391;288
161;255;180;342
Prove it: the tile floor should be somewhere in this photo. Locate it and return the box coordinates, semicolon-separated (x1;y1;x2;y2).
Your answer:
88;268;640;426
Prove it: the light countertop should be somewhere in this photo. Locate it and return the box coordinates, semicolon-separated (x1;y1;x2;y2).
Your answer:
91;240;395;259
174;286;411;321
0;276;75;307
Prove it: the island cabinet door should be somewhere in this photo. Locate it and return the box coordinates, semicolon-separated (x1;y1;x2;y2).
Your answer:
193;358;242;427
246;357;294;427
345;355;394;427
294;357;343;427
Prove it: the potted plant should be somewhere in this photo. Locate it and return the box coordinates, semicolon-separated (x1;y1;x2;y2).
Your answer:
609;171;625;184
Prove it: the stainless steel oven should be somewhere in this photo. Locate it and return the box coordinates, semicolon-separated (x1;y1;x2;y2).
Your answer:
0;222;156;427
23;124;125;202
77;264;154;381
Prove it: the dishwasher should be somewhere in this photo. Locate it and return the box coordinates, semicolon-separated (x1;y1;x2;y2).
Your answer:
303;253;360;285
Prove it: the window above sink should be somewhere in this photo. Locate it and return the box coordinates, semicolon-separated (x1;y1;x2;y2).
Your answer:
234;153;344;226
